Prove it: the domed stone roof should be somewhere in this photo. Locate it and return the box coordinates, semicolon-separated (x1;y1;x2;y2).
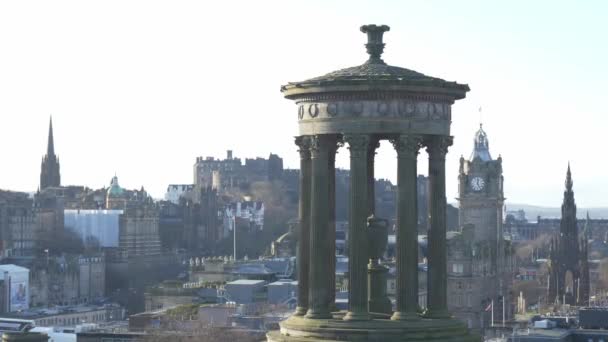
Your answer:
282;25;469;99
107;175;124;197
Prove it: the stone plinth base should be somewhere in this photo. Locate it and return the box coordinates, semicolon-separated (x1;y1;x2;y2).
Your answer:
267;312;480;342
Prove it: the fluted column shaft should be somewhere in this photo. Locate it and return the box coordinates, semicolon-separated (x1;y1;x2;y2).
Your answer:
295;136;311;316
344;134;371;321
306;135;332;319
367;137;380;216
425;135;452;318
391;135;421;320
327;136;339;310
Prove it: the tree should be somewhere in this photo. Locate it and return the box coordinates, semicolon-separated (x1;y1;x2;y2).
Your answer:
36;227;84;256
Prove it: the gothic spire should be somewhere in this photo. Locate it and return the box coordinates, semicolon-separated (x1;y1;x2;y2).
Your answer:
40;116;61;189
565;162;573;192
47;116;55;157
561;163;576;215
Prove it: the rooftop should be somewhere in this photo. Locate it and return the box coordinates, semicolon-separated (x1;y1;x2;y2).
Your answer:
282;24;469;99
0;264;29;273
226;279;266;286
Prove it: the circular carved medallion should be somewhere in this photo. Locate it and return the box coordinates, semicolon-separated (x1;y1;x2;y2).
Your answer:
327;103;338;117
308;104;319;118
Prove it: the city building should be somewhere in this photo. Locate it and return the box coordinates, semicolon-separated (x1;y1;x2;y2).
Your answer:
64;210;122;248
164;184;194;205
0;264;30;313
0;303;123;328
448;124;514;330
0;191;36;258
222;200;264;233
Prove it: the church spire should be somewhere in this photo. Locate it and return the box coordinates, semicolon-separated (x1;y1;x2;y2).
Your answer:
40;116;61;189
47;116;55;157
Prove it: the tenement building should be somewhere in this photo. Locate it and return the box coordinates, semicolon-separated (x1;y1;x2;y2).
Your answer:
105;175;161;258
448;125;513;330
548;165;590;306
267;25;477;341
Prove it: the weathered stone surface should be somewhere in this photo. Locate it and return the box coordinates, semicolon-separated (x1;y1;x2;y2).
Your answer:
274;24;474;342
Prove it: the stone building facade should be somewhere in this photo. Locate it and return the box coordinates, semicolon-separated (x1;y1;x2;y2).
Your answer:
448;125;513;330
0;191;36;258
28;255;105;307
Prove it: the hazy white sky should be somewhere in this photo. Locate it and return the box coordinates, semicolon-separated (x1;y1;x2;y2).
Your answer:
1;1;607;207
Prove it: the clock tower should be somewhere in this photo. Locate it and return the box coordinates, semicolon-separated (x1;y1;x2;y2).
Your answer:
457;124;504;243
447;124;512;330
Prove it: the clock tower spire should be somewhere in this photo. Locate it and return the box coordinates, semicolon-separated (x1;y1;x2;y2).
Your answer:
449;123;511;329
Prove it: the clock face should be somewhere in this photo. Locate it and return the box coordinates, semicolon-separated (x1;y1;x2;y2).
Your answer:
470;177;485;191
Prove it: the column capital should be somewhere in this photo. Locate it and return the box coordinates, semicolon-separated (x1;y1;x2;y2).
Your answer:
391;135;422;158
295;136;312;158
425;135;453;158
368;136;381;153
343;134;371;157
310;135;334;158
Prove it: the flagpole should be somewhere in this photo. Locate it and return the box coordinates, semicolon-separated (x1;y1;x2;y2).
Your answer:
502;296;505;327
491;299;494;327
233;214;237;261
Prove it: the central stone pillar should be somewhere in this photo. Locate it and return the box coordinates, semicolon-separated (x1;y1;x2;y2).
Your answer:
424;135;453;318
306;135;332;319
295;136;311;316
391;135;421;320
343;134;371;321
367;216;391;314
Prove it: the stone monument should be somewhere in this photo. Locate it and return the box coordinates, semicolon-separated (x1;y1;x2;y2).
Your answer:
267;24;478;342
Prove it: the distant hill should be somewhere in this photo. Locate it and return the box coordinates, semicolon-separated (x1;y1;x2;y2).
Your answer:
504;203;608;220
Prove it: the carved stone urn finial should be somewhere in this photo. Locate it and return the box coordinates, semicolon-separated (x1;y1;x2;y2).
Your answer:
367;215;389;264
360;24;390;64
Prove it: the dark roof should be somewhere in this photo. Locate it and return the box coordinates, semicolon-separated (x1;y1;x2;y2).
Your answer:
303;62;440;84
282;25;469;97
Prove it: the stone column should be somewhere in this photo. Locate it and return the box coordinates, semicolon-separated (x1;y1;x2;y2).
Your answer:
343;134;371;321
424;135;452;318
295;136;311;316
305;135;332;319
367;137;380;215
391;135;421;320
327;135;340;311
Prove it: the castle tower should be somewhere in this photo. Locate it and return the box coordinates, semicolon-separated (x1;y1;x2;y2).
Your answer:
40;117;61;189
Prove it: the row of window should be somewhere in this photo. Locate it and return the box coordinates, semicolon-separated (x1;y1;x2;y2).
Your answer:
37;312;105;327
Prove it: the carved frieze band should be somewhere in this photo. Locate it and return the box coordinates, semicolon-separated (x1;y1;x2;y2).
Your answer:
297;100;451;121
